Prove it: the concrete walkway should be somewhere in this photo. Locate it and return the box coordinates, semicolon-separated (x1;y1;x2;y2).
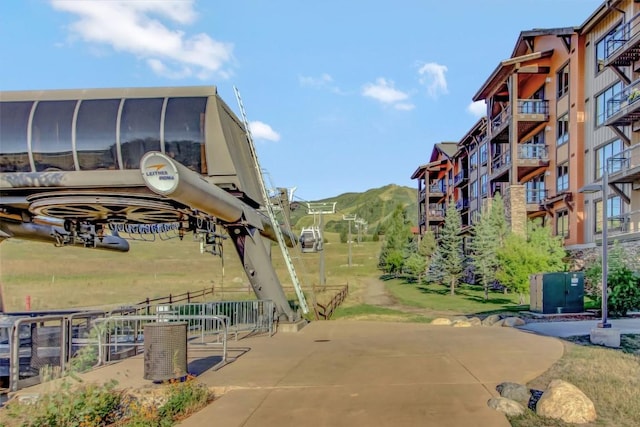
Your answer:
517;318;640;338
179;321;562;427
11;320;564;427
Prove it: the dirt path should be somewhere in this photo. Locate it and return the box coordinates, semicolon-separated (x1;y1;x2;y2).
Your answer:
361;276;463;317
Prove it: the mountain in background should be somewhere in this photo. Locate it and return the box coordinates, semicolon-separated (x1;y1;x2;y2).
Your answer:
289;184;417;236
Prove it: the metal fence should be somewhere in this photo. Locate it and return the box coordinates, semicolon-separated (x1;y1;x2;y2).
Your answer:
2;299;275;393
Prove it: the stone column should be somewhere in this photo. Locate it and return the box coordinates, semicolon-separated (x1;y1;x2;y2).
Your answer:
505;184;526;236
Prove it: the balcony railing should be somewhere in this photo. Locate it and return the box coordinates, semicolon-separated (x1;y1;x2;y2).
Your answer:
606;144;640;184
525;188;548;204
453;171;468;187
518;144;548;161
604;79;640;126
517;99;549;115
455;198;469;211
491;107;511;135
429;182;446;193
604;13;640;66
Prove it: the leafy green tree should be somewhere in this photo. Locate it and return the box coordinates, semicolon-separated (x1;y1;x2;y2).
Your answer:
495;222;566;304
435;199;464;295
585;241;640;317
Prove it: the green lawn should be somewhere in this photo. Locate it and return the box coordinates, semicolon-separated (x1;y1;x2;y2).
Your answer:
386;280;528;316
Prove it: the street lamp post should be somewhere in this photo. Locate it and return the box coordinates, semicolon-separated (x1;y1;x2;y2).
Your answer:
579;164;612;329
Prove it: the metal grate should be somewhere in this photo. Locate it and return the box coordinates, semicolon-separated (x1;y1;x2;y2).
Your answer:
143;322;187;382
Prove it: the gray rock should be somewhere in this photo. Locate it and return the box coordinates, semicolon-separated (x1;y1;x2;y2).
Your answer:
536;379;597;424
496;382;530;403
491;319;505;327
502;317;526;327
487;397;526;417
482;314;502;326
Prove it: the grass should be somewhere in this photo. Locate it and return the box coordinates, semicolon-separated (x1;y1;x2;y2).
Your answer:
0;231;378;311
509;342;640;427
332;303;432;323
386;280;529;316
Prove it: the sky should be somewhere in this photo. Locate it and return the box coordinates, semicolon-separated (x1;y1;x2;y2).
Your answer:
0;0;604;203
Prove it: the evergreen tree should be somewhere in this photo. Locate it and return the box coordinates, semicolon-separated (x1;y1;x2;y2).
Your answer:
378;204;412;275
438;199;464;295
469;203;501;301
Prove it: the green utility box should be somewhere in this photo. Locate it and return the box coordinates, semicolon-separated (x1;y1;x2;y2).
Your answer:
530;272;584;314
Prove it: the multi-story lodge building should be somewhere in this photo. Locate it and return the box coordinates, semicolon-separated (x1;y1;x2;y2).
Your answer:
413;0;640;251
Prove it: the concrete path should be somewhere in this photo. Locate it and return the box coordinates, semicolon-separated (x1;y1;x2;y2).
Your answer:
179;321;563;427
517;318;640;338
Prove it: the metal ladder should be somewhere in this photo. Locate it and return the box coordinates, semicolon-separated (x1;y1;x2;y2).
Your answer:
234;87;309;314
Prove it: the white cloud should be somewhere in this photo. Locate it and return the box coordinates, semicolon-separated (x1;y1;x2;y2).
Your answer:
467;100;486;118
250;121;280;142
394;103;415;111
299;73;334;88
362;78;409;104
50;0;234;80
418;62;448;98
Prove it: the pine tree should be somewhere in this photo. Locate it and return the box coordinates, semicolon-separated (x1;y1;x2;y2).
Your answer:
439;199;464;295
378;204;411;276
469;205;501;301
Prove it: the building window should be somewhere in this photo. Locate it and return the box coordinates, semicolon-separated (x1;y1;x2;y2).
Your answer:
596;24;623;73
557;163;569;192
479;144;488;165
596;139;623;179
480;174;487;196
557;64;569;98
595;81;623;126
469;152;477;169
470;181;478;200
556;210;569;238
594;196;622;233
556;114;569;145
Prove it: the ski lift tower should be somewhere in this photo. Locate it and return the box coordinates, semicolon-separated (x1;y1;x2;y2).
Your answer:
343;214;357;268
355;218;368;245
307;202;336;287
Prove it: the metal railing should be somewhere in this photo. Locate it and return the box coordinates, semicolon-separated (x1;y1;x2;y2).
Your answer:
453;171;467;186
605;79;640;121
3;299;275;393
517;99;549;115
525;188;548;204
605;13;640;58
518;144;548;160
607;144;640;179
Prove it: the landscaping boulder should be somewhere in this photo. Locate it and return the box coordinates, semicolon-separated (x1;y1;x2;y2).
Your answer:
452;320;472;328
430;318;452;326
496;382;530;404
487;397;526;417
490;319;505;327
536;379;597;424
502;317;526;327
467;317;482;326
482;314;502;326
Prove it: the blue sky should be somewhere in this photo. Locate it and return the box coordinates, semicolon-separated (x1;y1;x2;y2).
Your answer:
0;0;602;202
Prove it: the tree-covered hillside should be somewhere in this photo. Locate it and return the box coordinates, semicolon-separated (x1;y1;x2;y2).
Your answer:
289;184;417;237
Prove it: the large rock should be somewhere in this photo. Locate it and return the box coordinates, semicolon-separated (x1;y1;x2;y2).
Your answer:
467;317;482;326
482;314;502;326
536;379;597;424
487;397;526;417
496;382;530;404
430;318;452;326
502;317;526;327
452;320;472;328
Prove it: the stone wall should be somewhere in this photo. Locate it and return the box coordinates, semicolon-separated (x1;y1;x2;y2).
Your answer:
505;184;526;236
